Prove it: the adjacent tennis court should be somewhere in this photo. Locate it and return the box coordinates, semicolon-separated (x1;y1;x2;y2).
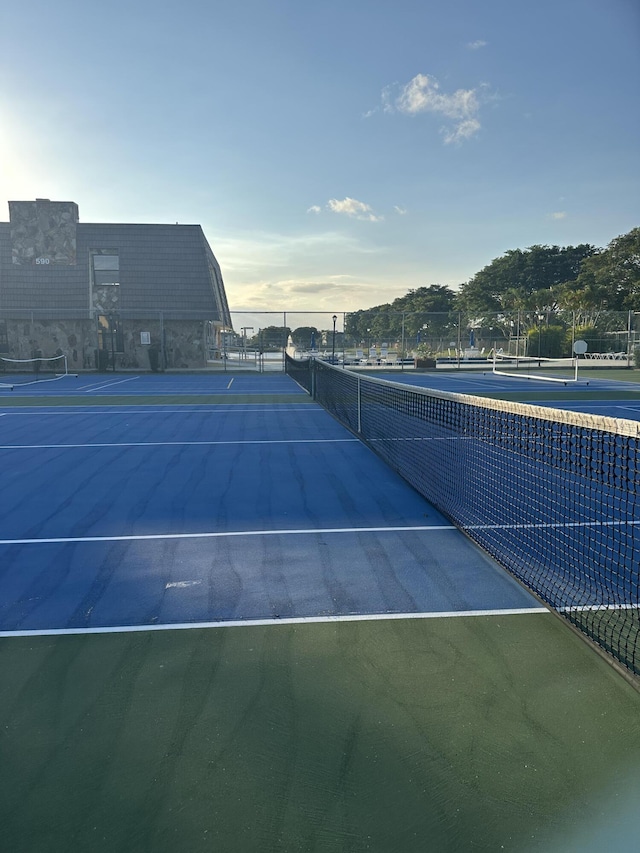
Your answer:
1;369;639;852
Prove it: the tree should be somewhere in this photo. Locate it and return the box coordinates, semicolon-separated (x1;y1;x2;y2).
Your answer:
249;326;291;350
557;227;640;312
455;244;596;321
345;286;457;347
291;326;319;348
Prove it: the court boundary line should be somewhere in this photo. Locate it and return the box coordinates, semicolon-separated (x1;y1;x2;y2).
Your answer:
0;525;458;545
1;519;638;546
0;607;550;638
0;438;360;450
0;407;320;415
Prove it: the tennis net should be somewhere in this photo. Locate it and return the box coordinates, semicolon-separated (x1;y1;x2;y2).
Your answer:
285;354;640;676
492;352;580;384
0;354;76;389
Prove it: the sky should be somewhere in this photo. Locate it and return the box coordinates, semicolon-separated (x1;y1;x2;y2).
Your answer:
0;0;638;318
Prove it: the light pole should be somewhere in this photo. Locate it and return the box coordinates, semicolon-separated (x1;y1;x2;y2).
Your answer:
332;315;337;363
537;313;544;361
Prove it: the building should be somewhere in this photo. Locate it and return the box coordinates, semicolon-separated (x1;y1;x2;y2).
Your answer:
0;199;232;370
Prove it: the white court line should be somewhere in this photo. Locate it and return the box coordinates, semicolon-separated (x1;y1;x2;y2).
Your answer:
0;525;457;545
0;607;550;638
0;438;359;449
3;518;640;548
0;406;319;415
227;378;234;389
2;519;638;547
78;376;142;392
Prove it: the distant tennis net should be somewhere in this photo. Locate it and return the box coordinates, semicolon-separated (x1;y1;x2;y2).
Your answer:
286;354;640;676
0;354;76;389
492;352;580;384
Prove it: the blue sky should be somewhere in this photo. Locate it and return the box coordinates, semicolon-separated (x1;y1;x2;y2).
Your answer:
0;0;638;314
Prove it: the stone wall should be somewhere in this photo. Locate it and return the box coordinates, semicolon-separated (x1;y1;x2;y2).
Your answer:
9;200;79;266
2;317;208;370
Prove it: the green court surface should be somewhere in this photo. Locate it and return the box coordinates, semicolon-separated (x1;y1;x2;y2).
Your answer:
2;613;640;853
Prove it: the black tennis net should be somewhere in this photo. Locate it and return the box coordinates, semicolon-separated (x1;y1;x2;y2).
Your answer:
285;354;640;676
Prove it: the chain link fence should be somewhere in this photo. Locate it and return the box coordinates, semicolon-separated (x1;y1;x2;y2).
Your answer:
0;308;638;372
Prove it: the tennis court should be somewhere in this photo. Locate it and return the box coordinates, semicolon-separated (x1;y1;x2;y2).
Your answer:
370;365;640;422
1;369;640;852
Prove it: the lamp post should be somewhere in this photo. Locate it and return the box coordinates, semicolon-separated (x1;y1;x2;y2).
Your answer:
332;315;337;363
537;313;544;361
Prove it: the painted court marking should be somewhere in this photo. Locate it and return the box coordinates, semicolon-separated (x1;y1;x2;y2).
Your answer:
0;407;320;416
0;438;359;450
0;607;550;639
0;525;458;546
78;377;142;392
1;519;638;547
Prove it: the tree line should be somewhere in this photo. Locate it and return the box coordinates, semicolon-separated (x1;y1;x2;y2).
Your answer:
344;227;639;356
242;227;639;356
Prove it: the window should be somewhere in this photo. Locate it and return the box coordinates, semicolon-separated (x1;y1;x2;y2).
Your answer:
91;251;119;286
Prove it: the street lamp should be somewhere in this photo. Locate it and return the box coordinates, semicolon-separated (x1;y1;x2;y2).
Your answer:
537;313;545;361
332;315;337;363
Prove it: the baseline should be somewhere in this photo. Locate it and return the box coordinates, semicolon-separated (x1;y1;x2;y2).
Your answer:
0;607;550;639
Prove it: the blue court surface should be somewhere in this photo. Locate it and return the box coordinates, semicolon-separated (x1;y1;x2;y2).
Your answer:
370;368;640;421
0;374;541;633
0;371;299;396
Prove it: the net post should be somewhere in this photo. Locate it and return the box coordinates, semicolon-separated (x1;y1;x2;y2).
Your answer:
357;375;362;433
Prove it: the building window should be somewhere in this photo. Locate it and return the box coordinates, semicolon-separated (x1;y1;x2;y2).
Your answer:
92;253;119;286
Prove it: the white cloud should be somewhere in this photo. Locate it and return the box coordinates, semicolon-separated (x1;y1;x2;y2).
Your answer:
394;206;408;215
550;211;567;220
327;197;384;222
377;73;485;144
467;40;487;50
307;205;322;214
442;118;481;145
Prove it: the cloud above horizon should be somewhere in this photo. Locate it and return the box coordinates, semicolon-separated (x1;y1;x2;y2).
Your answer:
327;197;384;222
373;73;486;144
307;197;384;222
467;39;487;50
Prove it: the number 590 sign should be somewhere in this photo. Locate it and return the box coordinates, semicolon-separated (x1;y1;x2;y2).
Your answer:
35;257;50;264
